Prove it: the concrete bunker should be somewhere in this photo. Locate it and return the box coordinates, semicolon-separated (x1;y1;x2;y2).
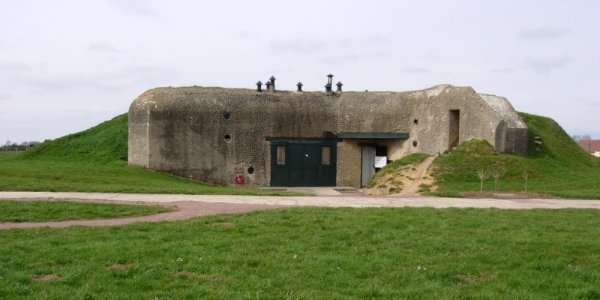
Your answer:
128;77;528;188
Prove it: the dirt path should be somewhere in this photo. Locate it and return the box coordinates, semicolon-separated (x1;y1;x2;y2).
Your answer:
398;156;436;196
3;191;600;229
0;200;287;230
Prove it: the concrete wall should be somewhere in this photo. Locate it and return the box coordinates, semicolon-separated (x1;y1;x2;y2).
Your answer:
128;84;528;188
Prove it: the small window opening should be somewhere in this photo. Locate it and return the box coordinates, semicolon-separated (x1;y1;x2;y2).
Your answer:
247;167;254;174
276;145;286;165
414;119;418;124
413;141;418;147
321;146;331;165
224;134;231;141
224;112;231;120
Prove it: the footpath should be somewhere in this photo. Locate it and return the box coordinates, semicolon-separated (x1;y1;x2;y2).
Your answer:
2;191;600;229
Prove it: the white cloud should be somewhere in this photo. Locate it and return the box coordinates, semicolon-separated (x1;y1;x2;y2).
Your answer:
523;54;571;75
491;68;512;73
365;51;391;58
232;31;251;39
22;75;126;93
120;66;180;86
402;67;434;74
15;65;178;95
0;62;33;72
0;93;12;101
106;0;160;17
360;36;390;46
318;53;360;65
88;42;122;53
335;36;390;49
269;38;328;55
519;27;573;41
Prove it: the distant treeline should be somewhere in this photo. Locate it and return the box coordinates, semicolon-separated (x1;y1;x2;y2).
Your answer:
2;140;43;152
1;146;35;152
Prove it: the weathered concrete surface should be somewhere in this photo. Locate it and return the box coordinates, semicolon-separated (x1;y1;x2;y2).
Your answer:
2;192;599;210
128;84;528;188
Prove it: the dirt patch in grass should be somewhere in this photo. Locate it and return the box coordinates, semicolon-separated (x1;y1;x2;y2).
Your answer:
367;155;436;196
462;191;561;199
170;271;226;281
398;156;436;196
170;271;197;279
207;222;234;228
106;263;136;269
459;273;496;282
199;274;226;281
31;274;60;281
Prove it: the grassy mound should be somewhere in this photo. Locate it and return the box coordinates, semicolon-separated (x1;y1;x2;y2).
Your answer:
430;113;600;198
18;114;128;163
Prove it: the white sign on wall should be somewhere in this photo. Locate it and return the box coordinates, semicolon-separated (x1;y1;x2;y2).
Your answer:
375;156;387;168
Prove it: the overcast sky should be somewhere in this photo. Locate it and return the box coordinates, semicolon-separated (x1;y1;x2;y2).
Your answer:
1;0;599;144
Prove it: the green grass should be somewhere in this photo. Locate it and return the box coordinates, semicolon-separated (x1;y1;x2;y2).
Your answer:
18;114;128;163
429;113;600;198
1;207;600;299
0;114;301;196
0;200;174;222
0;153;298;195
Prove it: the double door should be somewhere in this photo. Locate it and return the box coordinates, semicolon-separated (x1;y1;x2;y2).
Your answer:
270;141;336;187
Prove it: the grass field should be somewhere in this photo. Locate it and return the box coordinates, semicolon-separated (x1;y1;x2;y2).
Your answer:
0;200;174;222
1;207;599;299
0;153;299;195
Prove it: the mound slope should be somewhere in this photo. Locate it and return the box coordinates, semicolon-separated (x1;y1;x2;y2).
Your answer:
18;114;128;163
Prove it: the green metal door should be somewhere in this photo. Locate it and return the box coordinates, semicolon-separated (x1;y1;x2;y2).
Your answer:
270;139;337;187
289;143;320;186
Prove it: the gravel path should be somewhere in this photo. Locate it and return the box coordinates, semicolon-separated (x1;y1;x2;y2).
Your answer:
2;191;600;229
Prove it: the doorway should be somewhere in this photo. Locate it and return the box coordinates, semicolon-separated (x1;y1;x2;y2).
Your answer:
361;146;376;187
361;145;388;187
270;140;337;187
449;110;460;150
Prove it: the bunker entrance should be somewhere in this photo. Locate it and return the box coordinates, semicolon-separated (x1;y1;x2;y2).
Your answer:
360;145;388;187
269;139;337;187
448;109;460;150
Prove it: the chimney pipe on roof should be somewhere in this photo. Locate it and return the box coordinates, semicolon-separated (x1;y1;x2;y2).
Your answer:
269;76;276;92
265;80;271;91
325;74;333;93
256;81;262;92
297;82;303;92
336;81;343;92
